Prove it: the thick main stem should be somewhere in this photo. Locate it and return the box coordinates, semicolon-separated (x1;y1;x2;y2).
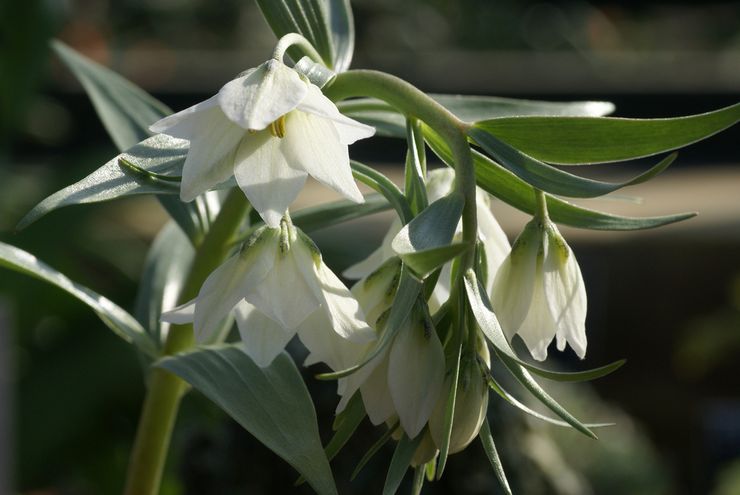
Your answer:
325;70;478;267
123;190;250;495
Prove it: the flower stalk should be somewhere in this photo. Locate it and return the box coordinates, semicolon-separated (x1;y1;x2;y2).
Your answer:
123;189;250;495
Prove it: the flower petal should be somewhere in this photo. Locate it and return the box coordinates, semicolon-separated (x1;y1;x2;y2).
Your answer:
543;228;588;359
149;95;220;138
179;112;245;202
292;238;374;343
296;84;375;144
516;266;558;361
343;219;401;280
233;130;308;227
161;299;196;324
243;240;321;330
476;194;510;291
360;351;396;425
282;110;364;203
218;60;307;131
491;221;540;341
388;320;445;438
192;230;279;341
234;300;294;367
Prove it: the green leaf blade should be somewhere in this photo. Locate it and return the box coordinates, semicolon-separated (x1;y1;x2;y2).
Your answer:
425;125;695;231
17;134;187;229
474;103;740;165
479;419;513;495
160;346;338;495
0;241;155;356
383;434;423;495
52;40;170;151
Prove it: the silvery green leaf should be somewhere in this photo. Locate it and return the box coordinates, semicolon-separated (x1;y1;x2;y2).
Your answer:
337;95;616;138
160;346;338;495
467;126;677;198
18;134;187;229
134;221;194;346
327;0;354;72
391;193;467;277
479;420;512;495
473;103;740;165
383;433;423;495
351;160;413;223
256;0;334;67
0;241;156;356
425;126;695;230
52;40;170;151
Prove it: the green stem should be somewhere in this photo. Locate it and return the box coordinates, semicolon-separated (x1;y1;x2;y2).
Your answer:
272;33;324;65
325;70;477;265
534;189;549;222
123;189;250;495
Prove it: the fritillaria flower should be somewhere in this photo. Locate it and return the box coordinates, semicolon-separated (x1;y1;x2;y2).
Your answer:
150;59;375;227
163;220;374;367
491;217;587;361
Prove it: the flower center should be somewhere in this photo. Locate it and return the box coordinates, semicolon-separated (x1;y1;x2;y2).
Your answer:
269;115;287;138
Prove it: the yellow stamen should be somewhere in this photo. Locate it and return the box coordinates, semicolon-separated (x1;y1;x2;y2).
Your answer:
269;115;287;138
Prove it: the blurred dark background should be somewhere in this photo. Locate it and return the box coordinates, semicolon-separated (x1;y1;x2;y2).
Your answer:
1;0;739;494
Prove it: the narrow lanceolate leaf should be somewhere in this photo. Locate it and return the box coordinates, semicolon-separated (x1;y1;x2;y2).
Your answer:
351;160;413;224
468;126;677;198
479;419;512;495
391;193;468;277
160;346;338;495
435;329;462;479
17;135;187;229
425;125;696;231
483;365;613;429
473;103;740;165
336;96;615;138
351;423;399;481
327;0;355;72
0;242;155;356
404;118;429;215
134;222;194;346
498;351;598;439
52;40;170;151
292;194;390;232
383;434;423;495
464;270;625;383
317;266;421;380
256;0;334;68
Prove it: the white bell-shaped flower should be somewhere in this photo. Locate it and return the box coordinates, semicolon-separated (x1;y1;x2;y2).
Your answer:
162;220;374;367
344;168;509;310
491;218;587;361
150;59;375;227
428;342;490;454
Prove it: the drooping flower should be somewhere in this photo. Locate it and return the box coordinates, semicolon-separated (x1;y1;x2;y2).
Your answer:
150;59;375;227
491;217;587;361
344;168;510;310
162;219;374;367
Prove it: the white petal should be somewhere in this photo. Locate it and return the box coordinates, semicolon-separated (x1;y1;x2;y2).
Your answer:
428;261;452;313
243;240;320;330
543;229;588;359
425;169;455;203
350;257;401;328
179;111;245;202
218;60;307;131
388;321;445;438
282;110;364;203
233;131;308;227
360;351;396;425
292;239;374;343
491;222;540;341
296;84;375;144
160;299;195;324
476;196;510;292
234;300;294;367
192;230;279;341
149;95;220;138
517;266;558;361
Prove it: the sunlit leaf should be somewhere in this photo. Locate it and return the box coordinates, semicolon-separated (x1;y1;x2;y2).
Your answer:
473;103;740;164
160;346;337;495
0;242;155;356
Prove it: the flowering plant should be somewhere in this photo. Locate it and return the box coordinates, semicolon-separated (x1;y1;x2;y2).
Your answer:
2;2;739;494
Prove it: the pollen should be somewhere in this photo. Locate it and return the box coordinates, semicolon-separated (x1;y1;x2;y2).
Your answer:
269;115;287;138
